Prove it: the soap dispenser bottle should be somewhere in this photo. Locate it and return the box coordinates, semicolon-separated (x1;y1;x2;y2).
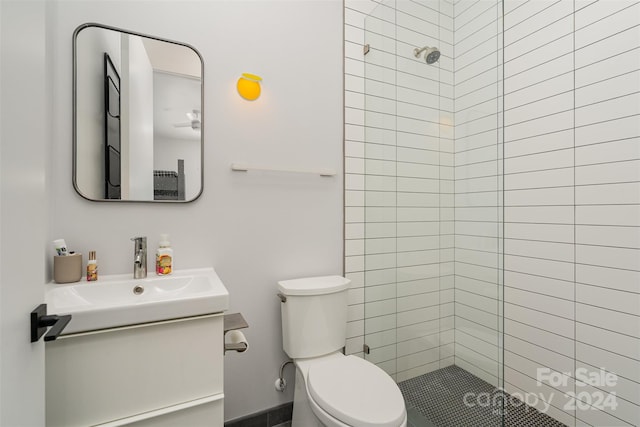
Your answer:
156;234;173;275
87;251;98;281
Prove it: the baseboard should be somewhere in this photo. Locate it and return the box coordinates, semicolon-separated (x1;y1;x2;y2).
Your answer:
224;402;293;427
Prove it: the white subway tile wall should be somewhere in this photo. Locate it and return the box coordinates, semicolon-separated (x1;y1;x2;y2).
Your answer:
453;0;503;391
502;0;640;426
345;1;639;425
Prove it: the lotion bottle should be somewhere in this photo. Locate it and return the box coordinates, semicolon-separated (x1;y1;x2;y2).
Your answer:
87;251;98;281
155;234;173;275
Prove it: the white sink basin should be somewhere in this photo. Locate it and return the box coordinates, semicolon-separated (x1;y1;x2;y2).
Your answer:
45;268;228;335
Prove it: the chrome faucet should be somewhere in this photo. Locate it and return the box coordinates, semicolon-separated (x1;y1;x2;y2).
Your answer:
131;236;147;279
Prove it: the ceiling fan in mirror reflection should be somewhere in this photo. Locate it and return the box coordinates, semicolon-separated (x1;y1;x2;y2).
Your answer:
173;109;201;131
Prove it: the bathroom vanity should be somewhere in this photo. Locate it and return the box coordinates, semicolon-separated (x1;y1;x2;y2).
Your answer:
44;269;228;426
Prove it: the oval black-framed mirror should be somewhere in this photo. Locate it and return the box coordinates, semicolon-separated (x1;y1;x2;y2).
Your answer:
73;23;204;202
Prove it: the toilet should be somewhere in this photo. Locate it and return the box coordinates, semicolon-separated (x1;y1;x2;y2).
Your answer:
278;276;407;427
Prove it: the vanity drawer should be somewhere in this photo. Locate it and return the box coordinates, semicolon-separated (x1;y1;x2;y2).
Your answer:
124;394;223;427
46;314;223;427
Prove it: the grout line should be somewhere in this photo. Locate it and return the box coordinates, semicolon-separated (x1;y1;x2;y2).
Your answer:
503;0;562;33
504;3;572;49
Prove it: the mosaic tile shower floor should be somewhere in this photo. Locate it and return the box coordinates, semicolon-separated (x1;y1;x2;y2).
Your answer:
398;365;566;427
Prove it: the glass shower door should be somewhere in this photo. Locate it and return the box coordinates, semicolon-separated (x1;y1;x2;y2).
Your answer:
361;0;504;426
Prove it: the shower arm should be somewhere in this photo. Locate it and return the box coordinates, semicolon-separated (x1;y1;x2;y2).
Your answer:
414;46;428;58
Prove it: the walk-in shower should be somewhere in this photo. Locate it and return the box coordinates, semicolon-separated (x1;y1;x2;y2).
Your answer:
352;0;560;425
348;0;639;426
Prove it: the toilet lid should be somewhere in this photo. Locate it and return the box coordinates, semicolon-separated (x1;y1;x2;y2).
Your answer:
307;355;406;427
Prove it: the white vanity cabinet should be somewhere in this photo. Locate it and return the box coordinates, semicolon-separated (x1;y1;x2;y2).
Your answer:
45;314;224;426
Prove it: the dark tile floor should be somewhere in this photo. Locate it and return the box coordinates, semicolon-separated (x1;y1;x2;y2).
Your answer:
228;366;567;427
225;403;292;427
399;365;566;427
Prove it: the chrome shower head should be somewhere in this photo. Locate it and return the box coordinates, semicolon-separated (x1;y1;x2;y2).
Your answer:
414;46;440;64
426;48;440;64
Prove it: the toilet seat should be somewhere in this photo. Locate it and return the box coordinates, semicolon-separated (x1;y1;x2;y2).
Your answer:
307;355;406;427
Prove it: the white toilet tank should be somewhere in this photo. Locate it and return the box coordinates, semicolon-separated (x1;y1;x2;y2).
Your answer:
278;276;350;359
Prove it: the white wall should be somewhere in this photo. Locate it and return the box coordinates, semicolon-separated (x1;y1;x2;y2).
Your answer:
1;0;3;414
47;0;343;421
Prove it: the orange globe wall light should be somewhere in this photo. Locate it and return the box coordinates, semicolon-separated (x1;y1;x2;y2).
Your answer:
237;73;262;101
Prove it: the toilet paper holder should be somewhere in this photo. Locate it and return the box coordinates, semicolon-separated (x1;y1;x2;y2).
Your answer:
224;312;249;354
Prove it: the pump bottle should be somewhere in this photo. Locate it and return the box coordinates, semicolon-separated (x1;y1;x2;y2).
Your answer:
156;234;173;275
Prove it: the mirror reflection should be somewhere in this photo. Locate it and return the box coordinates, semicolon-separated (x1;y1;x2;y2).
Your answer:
73;24;203;202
